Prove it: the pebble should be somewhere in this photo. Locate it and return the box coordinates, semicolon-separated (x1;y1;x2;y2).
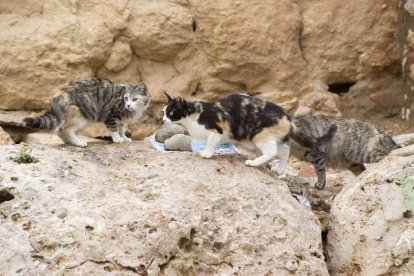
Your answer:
164;134;192;152
11;213;20;221
155;123;187;143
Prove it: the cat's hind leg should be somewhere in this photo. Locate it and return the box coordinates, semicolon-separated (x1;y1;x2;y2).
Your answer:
200;132;222;159
62;108;88;147
308;150;327;189
56;129;70;144
246;120;290;168
273;143;290;175
245;141;278;167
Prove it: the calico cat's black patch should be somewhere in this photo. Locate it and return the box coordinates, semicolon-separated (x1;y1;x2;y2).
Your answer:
165;93;289;141
163;92;292;174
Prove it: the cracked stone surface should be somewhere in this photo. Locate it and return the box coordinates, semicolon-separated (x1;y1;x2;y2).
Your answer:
0;142;327;275
327;155;414;275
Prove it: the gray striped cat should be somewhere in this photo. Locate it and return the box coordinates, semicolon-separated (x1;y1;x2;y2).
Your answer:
289;115;399;189
23;78;150;147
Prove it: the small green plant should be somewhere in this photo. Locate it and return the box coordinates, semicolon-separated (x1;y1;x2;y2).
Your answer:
10;142;39;164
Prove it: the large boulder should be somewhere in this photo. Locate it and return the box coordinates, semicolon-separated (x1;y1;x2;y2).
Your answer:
0;1;116;110
188;0;307;92
0;143;328;275
327;155;414;275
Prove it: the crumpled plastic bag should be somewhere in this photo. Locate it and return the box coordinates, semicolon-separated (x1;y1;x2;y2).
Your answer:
292;193;312;209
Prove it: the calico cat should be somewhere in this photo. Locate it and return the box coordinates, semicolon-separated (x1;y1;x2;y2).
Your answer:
289;115;400;189
163;92;291;174
23;78;150;147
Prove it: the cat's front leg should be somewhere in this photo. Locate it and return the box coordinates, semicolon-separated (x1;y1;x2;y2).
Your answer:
119;123;132;142
110;132;125;143
105;116;125;143
200;132;222;159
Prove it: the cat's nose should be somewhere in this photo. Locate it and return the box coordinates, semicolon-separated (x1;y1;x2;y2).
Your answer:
127;104;131;108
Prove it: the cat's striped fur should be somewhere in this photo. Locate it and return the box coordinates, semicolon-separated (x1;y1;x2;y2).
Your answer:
23;78;150;147
163;93;291;174
289;115;399;189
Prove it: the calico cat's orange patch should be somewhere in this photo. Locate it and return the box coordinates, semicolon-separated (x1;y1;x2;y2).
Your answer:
252;116;290;143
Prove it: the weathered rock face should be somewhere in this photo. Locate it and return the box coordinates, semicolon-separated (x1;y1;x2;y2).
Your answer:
327;155;414;275
400;0;414;122
0;127;13;145
0;143;328;275
0;0;407;138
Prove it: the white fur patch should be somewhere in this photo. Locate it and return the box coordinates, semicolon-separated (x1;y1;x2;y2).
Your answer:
123;105;147;124
162;106;171;123
177;114;212;140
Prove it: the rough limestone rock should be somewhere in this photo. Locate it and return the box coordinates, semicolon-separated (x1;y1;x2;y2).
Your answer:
283;170;352;232
327;155;414;275
0;143;328;275
400;0;414;123
0;127;13;145
21;133;102;145
164;134;192;151
0;110;43;127
155;123;188;143
0;0;407;138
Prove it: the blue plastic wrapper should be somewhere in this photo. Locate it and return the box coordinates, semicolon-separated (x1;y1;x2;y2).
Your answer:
292;193;312;209
146;135;238;155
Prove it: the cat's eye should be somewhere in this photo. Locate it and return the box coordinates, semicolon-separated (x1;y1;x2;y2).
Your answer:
169;111;174;116
132;98;138;101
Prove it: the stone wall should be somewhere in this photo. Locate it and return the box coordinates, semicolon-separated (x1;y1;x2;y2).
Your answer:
400;0;414;121
0;0;405;138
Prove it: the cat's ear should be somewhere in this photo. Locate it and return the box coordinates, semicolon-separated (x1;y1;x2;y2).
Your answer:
164;91;173;102
137;82;147;90
121;83;132;91
136;82;148;95
194;102;202;112
178;96;188;109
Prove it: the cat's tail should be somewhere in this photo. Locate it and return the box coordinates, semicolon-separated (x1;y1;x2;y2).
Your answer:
379;133;400;151
23;96;65;130
290;123;337;147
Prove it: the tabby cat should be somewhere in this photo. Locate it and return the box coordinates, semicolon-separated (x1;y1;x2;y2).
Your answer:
23;78;150;147
163;92;291;174
289;115;399;189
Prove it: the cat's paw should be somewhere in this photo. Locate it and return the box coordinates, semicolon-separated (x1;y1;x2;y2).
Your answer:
274;166;286;176
199;150;213;159
124;137;132;142
315;181;326;190
73;141;88;148
112;137;126;143
245;159;258;166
